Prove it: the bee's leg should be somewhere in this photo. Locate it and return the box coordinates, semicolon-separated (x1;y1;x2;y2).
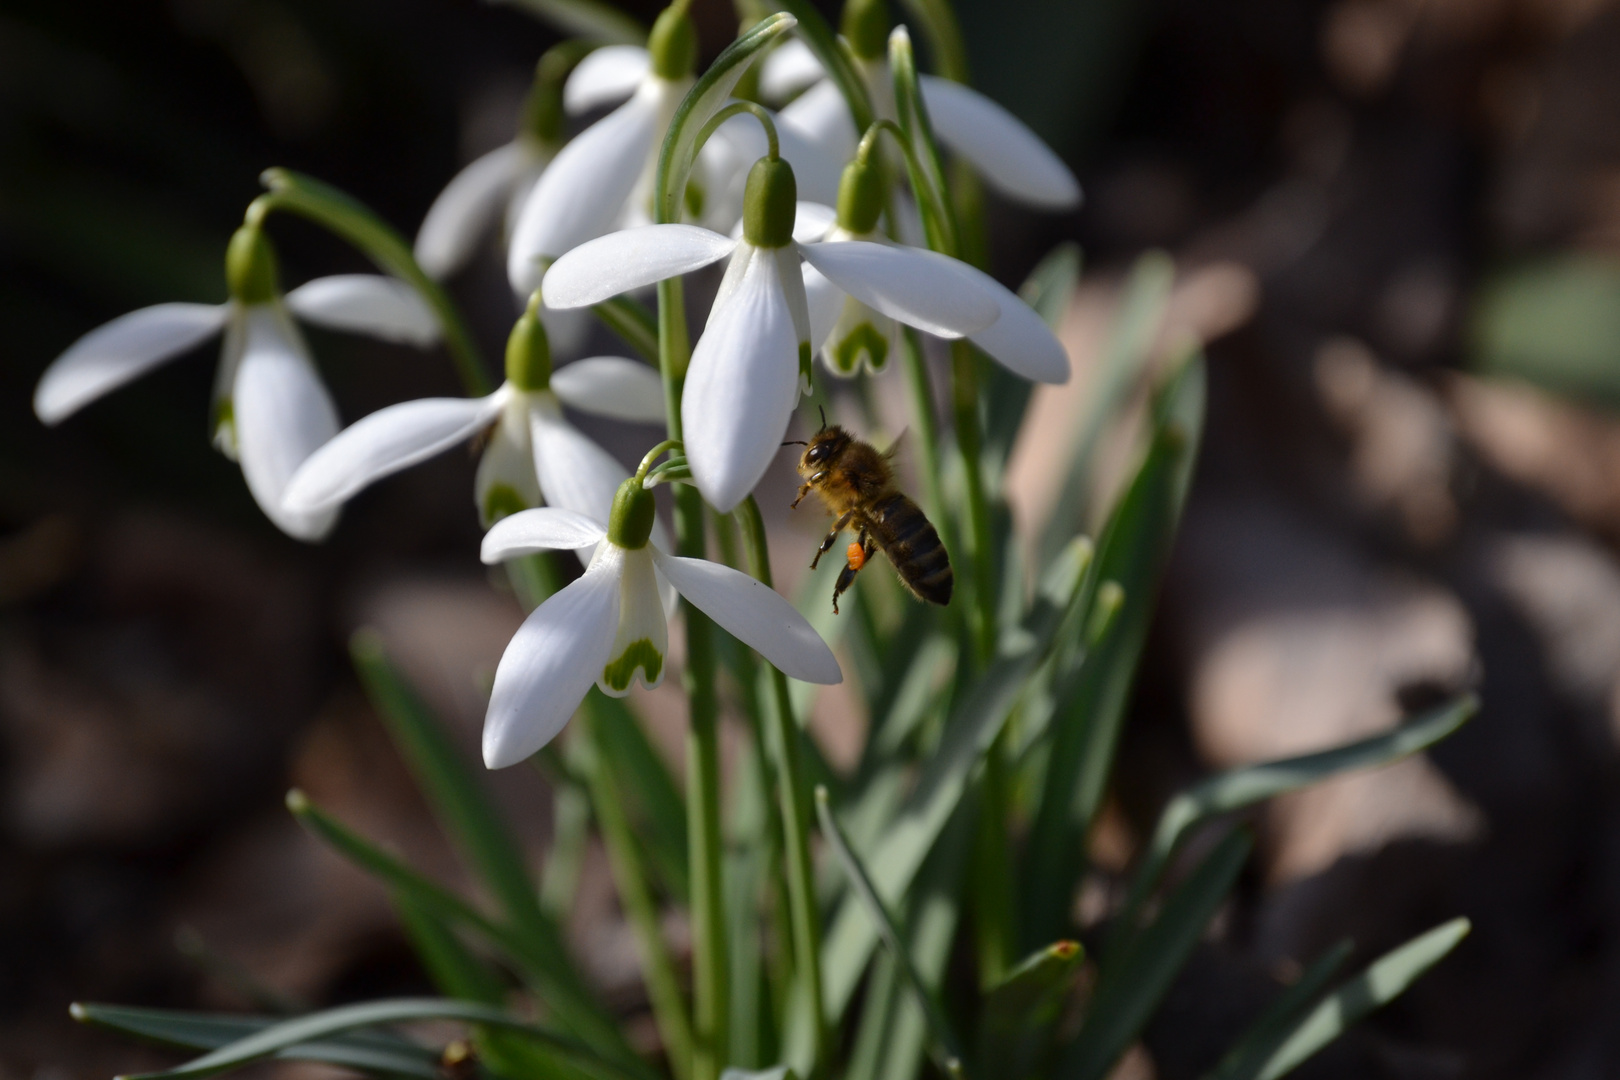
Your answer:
831;526;871;615
790;482;813;510
809;510;854;570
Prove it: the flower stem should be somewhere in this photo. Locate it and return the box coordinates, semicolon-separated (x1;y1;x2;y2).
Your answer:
950;339;996;665
734;496;827;1074
658;272;730;1080
576;699;695;1080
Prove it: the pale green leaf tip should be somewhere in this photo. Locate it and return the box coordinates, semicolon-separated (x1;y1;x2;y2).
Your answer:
286;788;310;814
68;1002;87;1022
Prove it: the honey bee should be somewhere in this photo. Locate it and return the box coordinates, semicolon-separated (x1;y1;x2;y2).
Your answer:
788;421;952;615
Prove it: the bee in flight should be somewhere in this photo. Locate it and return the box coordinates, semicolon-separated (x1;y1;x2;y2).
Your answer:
788;420;952;615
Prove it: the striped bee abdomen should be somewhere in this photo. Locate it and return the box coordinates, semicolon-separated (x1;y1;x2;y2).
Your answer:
868;493;953;606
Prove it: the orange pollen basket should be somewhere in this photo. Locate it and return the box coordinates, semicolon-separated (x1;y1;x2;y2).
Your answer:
846;542;866;570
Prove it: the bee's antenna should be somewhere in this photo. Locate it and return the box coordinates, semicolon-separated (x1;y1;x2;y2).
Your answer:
817;405;828;432
781;440;808;447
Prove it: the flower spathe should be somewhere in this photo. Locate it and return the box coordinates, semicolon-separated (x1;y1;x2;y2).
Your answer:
478;492;842;769
33;226;440;541
282;300;667;533
542;157;1001;511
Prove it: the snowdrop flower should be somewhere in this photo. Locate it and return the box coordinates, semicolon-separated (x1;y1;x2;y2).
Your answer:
479;476;841;767
283;294;666;532
505;3;701;298
544;154;998;512
33;224;439;541
802;157;1071;383
413;48;579;281
764;0;1082;213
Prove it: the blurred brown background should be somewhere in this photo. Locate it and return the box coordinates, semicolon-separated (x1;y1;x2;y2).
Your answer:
5;0;1620;1076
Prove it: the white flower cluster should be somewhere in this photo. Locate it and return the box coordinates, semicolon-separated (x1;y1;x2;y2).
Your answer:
32;0;1079;770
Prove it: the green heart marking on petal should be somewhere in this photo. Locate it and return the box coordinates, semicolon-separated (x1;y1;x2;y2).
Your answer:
482;483;530;526
603;639;663;692
833;322;888;375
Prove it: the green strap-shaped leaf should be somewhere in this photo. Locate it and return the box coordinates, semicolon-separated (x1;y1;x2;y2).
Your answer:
489;0;645;44
818;788;965;1080
588;689;689;901
1237;920;1471;1080
1113;696;1477;955
1037;251;1175;569
977;941;1084;1080
1205;941;1353;1080
107;999;641;1080
1021;352;1205;949
255;169;491;397
1058;830;1252;1080
286;793;644;1077
983;242;1082;481
819;540;1092;1023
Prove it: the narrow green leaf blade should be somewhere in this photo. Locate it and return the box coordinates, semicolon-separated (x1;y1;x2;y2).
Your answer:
70;1004;433;1065
1205;941;1353;1080
592;296;660;365
1117;696;1477;952
1248;920;1470;1080
1060;830;1252;1080
767;1;873;132
110;999;643;1080
978;941;1084;1079
985;243;1082;478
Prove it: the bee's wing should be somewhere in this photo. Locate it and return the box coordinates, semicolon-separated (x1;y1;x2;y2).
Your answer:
882;426;910;463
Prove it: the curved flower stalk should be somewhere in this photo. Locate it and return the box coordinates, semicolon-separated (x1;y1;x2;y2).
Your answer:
413;44;597;281
283;295;665;534
762;0;1082;213
33;224;439;541
544;152;998;511
506;3;702;298
802;152;1072;382
479;472;841;768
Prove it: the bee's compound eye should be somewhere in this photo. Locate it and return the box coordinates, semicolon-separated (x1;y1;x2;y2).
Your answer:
806;444;827;463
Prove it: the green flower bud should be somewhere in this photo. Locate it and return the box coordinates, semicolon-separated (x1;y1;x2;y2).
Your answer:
505;295;552;391
835;158;884;235
225;225;279;304
649;4;698;80
742;156;797;248
607;477;657;549
521;68;565;146
841;0;889;60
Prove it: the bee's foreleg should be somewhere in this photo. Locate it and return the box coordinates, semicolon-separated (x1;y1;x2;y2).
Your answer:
809;510;854;570
790;481;813;509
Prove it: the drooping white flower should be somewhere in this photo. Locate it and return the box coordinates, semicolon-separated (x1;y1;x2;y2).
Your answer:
478;480;842;767
543;156;999;512
505;5;701;298
798;159;1071;382
33;225;440;541
283;296;666;532
762;0;1082;213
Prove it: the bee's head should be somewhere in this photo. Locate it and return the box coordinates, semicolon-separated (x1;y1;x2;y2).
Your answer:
798;425;851;476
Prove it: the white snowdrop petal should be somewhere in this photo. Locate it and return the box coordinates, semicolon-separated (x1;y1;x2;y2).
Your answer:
476;400;542;528
483;551;622;768
530;395;629;524
652;550;842;684
414;142;534;279
542;224;736;309
760;37;825;101
551;356;666;423
600;546;668;695
919;75;1081;211
681;248;801;513
507;87;663;295
797;240;1000;339
793;201;838;245
801;261;844;350
779;78;857;164
285;275;441;347
480;506;608;562
565;45;651;113
232;305;341;541
35;303;228;425
283;391;507;514
962;264;1071;384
